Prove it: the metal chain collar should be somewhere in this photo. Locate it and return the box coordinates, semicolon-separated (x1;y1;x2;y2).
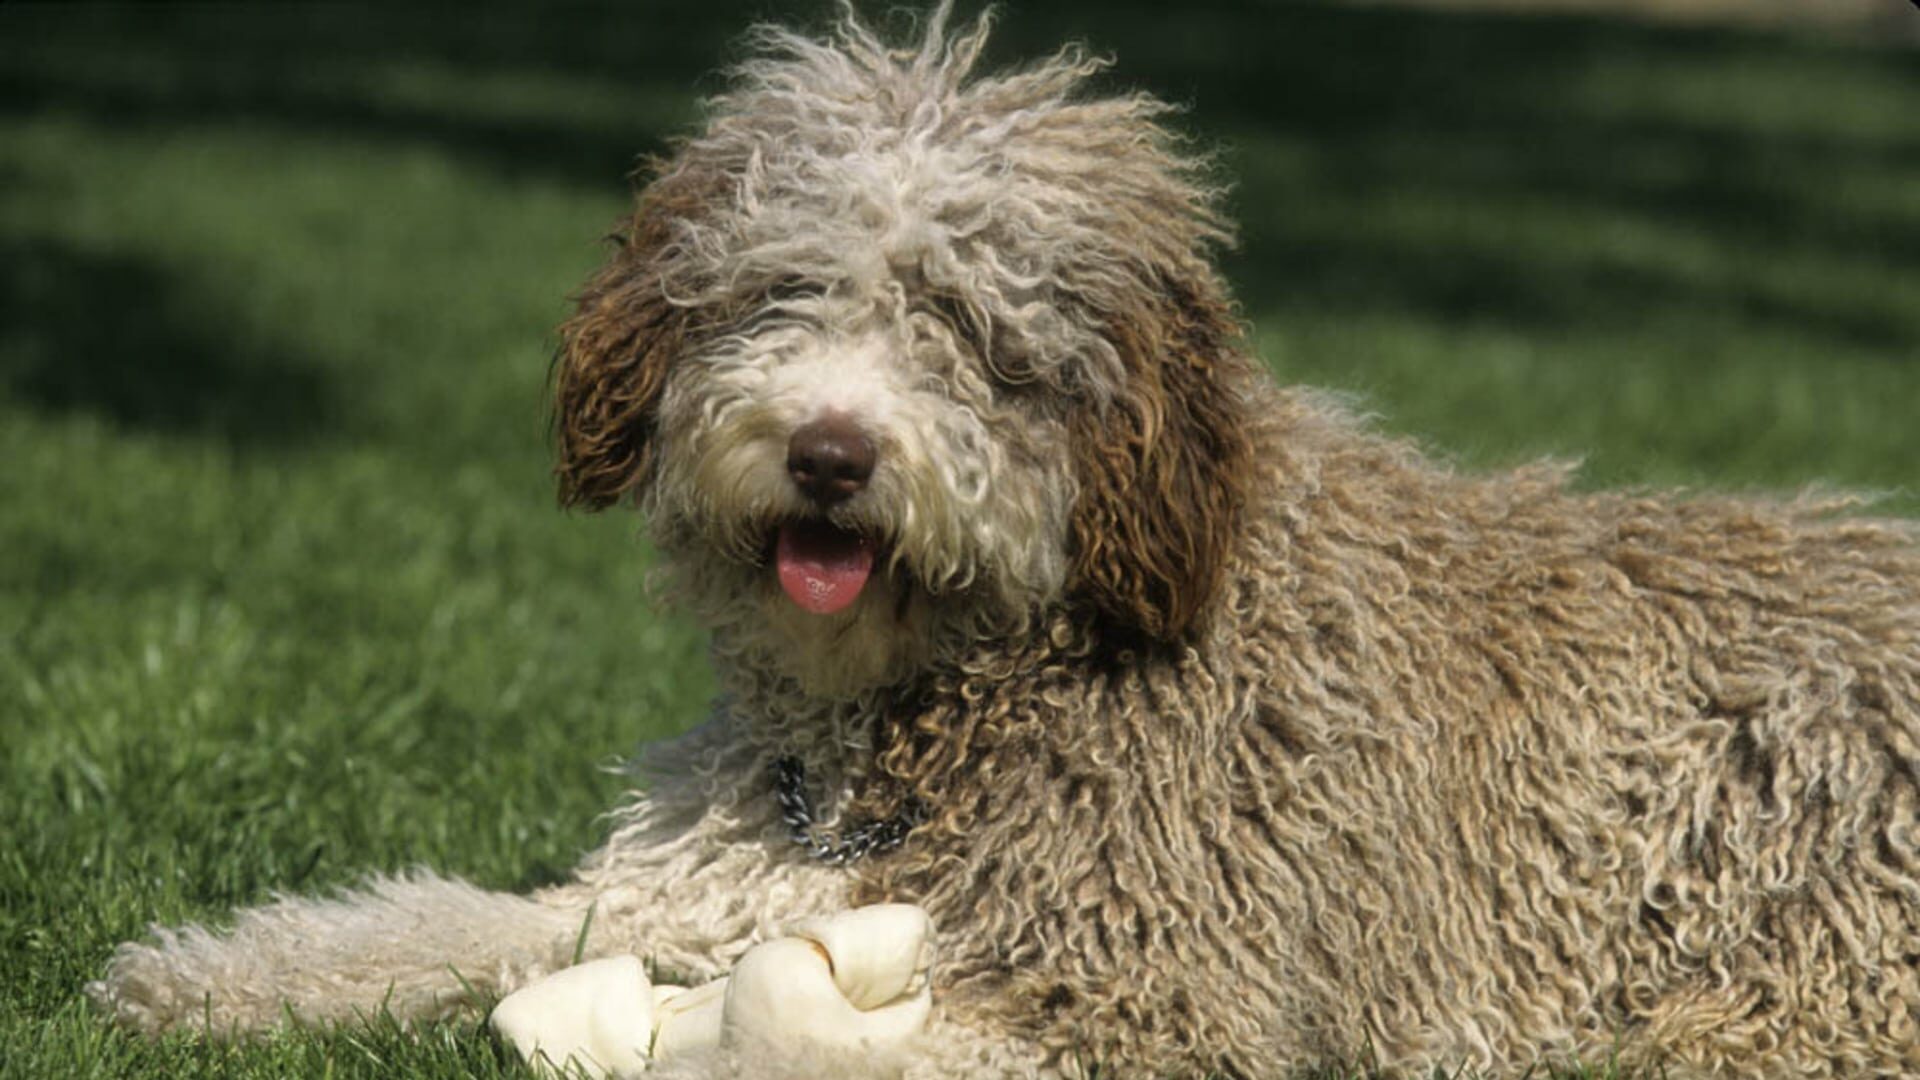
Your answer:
772;755;927;865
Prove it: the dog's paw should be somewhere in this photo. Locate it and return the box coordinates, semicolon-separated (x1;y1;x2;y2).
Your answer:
88;933;249;1036
88;942;177;1034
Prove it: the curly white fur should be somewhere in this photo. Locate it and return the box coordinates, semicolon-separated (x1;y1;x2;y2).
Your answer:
631;5;1231;696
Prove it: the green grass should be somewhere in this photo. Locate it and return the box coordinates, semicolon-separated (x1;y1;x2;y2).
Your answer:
2;3;1915;1077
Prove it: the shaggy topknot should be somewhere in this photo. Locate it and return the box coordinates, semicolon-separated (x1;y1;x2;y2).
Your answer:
95;7;1920;1078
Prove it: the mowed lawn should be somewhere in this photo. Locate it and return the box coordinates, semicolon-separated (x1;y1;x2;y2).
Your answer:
1;4;1915;1078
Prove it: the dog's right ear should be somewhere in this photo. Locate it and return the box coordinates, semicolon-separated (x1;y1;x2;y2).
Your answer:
552;174;704;510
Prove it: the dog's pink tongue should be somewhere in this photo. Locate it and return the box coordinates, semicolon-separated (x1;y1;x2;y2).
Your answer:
776;521;874;615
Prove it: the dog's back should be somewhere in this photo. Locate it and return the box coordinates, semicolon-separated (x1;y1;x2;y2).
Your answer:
857;387;1920;1076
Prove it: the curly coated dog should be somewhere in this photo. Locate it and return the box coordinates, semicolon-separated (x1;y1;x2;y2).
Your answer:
94;7;1920;1077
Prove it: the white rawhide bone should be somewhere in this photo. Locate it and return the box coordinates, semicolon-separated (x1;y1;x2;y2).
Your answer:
488;904;933;1077
488;955;657;1079
649;977;728;1061
723;904;934;1054
788;903;934;1010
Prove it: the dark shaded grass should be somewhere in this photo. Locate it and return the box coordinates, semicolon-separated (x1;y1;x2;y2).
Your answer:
1;3;1914;1077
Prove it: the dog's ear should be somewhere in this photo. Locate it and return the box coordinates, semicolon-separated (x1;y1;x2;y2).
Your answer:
552;169;709;510
1067;273;1254;643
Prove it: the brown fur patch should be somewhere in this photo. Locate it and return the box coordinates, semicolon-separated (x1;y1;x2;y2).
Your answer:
553;166;717;509
1067;270;1256;642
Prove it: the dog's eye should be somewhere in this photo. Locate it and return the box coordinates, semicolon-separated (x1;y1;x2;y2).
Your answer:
914;293;1046;400
736;277;829;332
767;276;827;303
924;293;990;360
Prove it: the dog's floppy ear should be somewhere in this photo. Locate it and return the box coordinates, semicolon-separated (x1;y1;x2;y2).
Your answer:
1067;273;1254;643
552;169;709;510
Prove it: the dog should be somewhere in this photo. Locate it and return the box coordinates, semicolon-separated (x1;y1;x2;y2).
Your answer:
93;6;1920;1077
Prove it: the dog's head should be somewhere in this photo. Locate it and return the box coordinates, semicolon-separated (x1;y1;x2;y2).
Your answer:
554;7;1254;696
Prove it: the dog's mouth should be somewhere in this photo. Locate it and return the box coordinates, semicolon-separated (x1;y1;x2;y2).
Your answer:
772;519;877;615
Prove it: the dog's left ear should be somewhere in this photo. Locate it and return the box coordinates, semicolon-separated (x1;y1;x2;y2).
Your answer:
552;169;710;510
1067;272;1255;643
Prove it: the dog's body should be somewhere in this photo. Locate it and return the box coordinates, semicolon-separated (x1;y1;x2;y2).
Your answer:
95;10;1920;1078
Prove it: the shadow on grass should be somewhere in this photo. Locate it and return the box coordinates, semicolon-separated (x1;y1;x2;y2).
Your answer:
1;2;1915;356
982;7;1920;353
0;5;753;186
0;235;339;447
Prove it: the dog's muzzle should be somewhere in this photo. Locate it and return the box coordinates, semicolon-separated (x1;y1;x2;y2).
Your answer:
774;414;882;615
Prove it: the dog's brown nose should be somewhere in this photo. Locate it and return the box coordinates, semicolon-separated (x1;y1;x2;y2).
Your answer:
787;414;876;505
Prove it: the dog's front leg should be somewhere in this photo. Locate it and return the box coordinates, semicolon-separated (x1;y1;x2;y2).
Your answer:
91;869;590;1036
91;718;848;1037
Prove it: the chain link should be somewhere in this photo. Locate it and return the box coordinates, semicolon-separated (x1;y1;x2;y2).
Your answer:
772;755;926;864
